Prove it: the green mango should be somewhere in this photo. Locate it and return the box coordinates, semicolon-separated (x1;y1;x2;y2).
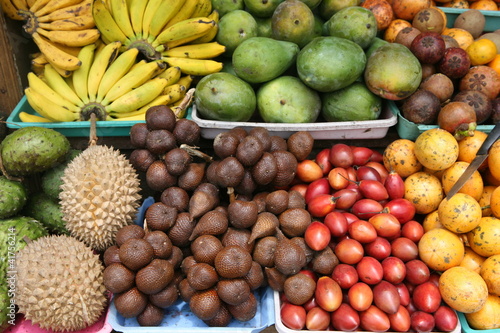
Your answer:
297;36;366;93
232;37;299;84
244;0;284;18
325;6;378;49
211;0;244;17
271;0;315;48
194;72;257;122
216;10;258;57
257;76;321;123
255;17;273;37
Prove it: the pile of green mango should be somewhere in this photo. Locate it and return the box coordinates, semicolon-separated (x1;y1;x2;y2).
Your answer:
194;0;423;124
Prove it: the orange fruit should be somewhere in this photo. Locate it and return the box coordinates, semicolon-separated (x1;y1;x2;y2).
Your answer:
488;140;500;181
457;130;488;168
441;161;484;202
488;54;500;76
438;193;482;233
418;227;465;271
422;210;443;232
384;19;412;43
414;128;459;171
479;185;497;217
489;185;500;218
392;0;431;21
467;38;498;66
480;254;500;296
441;0;470;8
467;216;500;256
470;0;499;10
404;172;444;214
465;294;500;330
439;266;489;313
442;27;475;50
382;139;422;178
460;246;487;273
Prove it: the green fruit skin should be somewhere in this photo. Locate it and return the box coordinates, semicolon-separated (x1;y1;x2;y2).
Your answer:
364;43;422;101
244;0;284;18
211;0;244;17
257;76;321;123
318;0;360;21
321;81;382;121
325;6;378;49
233;37;299;84
297;36;366;93
0;176;27;219
271;0;316;48
0;284;9;331
0;127;71;177
41;149;81;201
365;37;389;59
255;17;273;37
195;72;257;122
216;10;258;56
22;192;69;235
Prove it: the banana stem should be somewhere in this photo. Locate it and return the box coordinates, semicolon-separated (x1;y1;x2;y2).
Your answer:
88;113;98;147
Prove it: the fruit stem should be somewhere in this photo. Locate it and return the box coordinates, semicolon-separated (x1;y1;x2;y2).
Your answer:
180;144;213;162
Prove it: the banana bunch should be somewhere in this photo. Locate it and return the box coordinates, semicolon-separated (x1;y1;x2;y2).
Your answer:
1;0;101;77
22;41;193;123
92;0;226;76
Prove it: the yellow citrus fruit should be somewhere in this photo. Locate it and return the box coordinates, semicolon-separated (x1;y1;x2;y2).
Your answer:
441;161;484;202
414;128;459;171
439;266;489;313
438;193;482;233
467;216;500;257
465;294;500;330
480;254;500;296
479;185;497;217
382;139;422;178
404;172;444;215
459;246;486;273
422;210;443;232
418;227;465;271
488;54;500;77
467;39;498;66
442;27;475;50
457;130;488;167
470;0;498;10
384;19;412;43
489;185;500;218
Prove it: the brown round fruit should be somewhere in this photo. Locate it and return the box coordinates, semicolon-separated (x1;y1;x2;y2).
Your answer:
438;47;471;79
402;89;441;124
214;245;253;279
410;32;446;64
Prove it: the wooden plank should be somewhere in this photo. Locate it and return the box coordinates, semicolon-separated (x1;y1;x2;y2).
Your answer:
0;13;23;118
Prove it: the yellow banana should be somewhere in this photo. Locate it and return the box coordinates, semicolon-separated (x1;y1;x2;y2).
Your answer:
147;0;184;40
154;17;215;46
92;0;129;45
37;27;100;47
71;43;96;104
110;0;135;39
128;0;147;38
177;74;193;90
31;62;45;76
109;113;146;121
27;71;80;111
164;0;198;29
35;0;83;17
28;0;50;13
101;59;165;104
11;0;28;11
162;42;225;59
190;0;212;19
161;83;185;103
27;0;36;7
86;40;121;102
32;32;82;71
31;52;48;66
96;47;139;102
105;77;168;113
25;87;80;122
44;63;84;107
190;9;219;44
140;0;163;41
37;0;92;22
38;14;95;31
110;93;171;118
0;0;24;20
156;65;181;85
163;57;222;76
19;111;52;122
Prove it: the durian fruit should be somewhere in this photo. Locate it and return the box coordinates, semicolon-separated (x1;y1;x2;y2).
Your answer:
15;235;107;332
59;144;142;251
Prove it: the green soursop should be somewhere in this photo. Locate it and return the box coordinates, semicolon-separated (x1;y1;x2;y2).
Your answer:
0;176;27;219
0;127;70;177
41;149;82;201
22;192;68;235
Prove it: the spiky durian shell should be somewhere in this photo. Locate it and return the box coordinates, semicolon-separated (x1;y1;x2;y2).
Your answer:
15;235;107;332
59;145;142;251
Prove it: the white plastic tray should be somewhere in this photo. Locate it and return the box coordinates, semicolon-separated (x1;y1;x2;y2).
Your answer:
190;104;397;140
273;291;462;333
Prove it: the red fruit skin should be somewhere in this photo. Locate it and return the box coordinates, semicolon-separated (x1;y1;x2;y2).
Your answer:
304;221;331;251
401;220;424;242
315;276;343;312
372;280;401;315
324;211;348;237
370;150;384;163
360;305;391;332
437;101;477;140
364;237;392;260
306;306;330;331
307;194;337;218
329;143;354;168
332;188;359;210
383;198;416;224
348;282;374;312
352;146;375;166
385;170;405;199
389;305;411;332
411;311;435;333
391;237;419;262
350;198;384;220
433;305;458;332
381;256;407;285
280;302;306;330
331;263;359;289
405;259;430;285
438;47;471;79
331;303;360;331
304;178;331;204
358;179;389;201
395;283;411;306
356;256;383;285
315;148;332;175
412;281;442;313
356;165;382;182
